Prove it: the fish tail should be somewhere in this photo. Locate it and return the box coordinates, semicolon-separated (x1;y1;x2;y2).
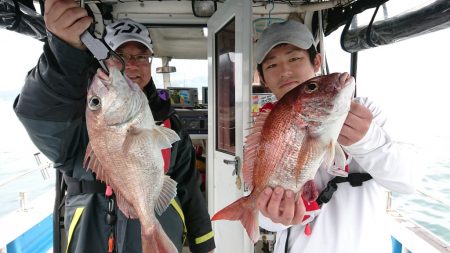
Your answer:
211;196;260;243
141;222;178;253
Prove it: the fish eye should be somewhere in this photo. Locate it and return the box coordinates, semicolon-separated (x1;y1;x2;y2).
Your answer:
88;96;101;110
305;82;319;93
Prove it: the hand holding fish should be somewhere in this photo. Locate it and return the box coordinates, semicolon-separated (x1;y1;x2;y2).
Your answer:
338;101;373;146
44;0;92;50
257;186;306;226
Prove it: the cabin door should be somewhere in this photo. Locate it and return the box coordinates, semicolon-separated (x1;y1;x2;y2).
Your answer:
207;0;253;252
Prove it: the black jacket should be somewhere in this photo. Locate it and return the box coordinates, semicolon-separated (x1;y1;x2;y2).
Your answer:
13;31;215;253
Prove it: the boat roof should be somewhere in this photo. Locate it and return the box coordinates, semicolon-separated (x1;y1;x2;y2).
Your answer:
4;0;449;60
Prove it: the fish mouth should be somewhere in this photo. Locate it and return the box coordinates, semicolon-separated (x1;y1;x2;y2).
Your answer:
331;74;355;115
339;74;355;97
339;72;352;87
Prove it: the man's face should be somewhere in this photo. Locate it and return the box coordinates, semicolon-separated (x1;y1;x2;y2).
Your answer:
261;44;321;99
109;41;152;90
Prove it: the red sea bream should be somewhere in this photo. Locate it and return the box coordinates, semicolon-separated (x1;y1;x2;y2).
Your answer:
84;68;180;253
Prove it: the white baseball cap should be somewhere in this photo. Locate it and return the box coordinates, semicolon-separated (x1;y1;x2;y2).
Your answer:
255;20;314;64
104;18;153;52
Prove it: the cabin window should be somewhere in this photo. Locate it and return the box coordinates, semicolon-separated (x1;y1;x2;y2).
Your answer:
214;18;236;155
151;58;208;103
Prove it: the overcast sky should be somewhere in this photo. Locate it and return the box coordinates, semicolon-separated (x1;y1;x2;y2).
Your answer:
0;30;43;93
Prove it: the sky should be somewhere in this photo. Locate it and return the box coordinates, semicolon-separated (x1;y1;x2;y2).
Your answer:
0;30;43;94
323;25;450;142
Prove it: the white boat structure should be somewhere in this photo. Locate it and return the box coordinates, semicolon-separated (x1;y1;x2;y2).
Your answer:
0;0;449;252
0;154;54;253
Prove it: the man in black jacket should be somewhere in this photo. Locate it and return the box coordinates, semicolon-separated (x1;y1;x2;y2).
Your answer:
13;0;215;252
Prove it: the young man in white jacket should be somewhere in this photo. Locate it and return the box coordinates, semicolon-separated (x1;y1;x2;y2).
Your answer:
254;19;419;253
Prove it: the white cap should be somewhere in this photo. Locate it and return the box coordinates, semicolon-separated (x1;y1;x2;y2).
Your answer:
104;18;153;52
255;20;314;64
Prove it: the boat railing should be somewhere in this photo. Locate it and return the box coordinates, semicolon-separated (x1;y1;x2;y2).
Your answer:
387;190;450;253
0;153;53;212
0;153;55;252
0;153;52;188
415;188;450;208
387;188;450;210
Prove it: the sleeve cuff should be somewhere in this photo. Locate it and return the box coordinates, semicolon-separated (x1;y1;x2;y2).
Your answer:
259;211;290;232
188;231;215;253
342;122;390;156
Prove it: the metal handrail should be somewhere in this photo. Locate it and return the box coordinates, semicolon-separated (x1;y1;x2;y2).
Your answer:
387;187;450;211
415;187;450;208
0;153;52;189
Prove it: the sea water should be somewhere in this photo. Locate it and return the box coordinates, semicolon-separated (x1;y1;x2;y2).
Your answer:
392;134;450;244
0;99;55;217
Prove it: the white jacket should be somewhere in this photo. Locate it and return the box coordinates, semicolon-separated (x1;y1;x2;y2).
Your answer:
259;97;420;253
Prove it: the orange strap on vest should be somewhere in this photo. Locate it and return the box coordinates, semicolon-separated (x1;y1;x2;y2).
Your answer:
162;119;172;173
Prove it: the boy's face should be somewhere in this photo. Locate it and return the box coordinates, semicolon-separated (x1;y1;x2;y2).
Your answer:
261;44;321;99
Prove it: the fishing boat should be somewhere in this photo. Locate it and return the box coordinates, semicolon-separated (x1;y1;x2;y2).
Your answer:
1;0;449;252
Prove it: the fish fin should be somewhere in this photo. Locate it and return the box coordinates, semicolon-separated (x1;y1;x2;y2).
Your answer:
83;142;93;169
141;222;178;253
83;142;97;170
83;142;108;183
152;125;181;149
243;142;259;191
242;111;270;189
155;176;178;216
116;191;139;219
327;144;349;177
211;196;260;243
123;125;179;154
250;111;270;131
242;145;257;191
123;127;152;154
321;140;335;170
294;135;323;183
